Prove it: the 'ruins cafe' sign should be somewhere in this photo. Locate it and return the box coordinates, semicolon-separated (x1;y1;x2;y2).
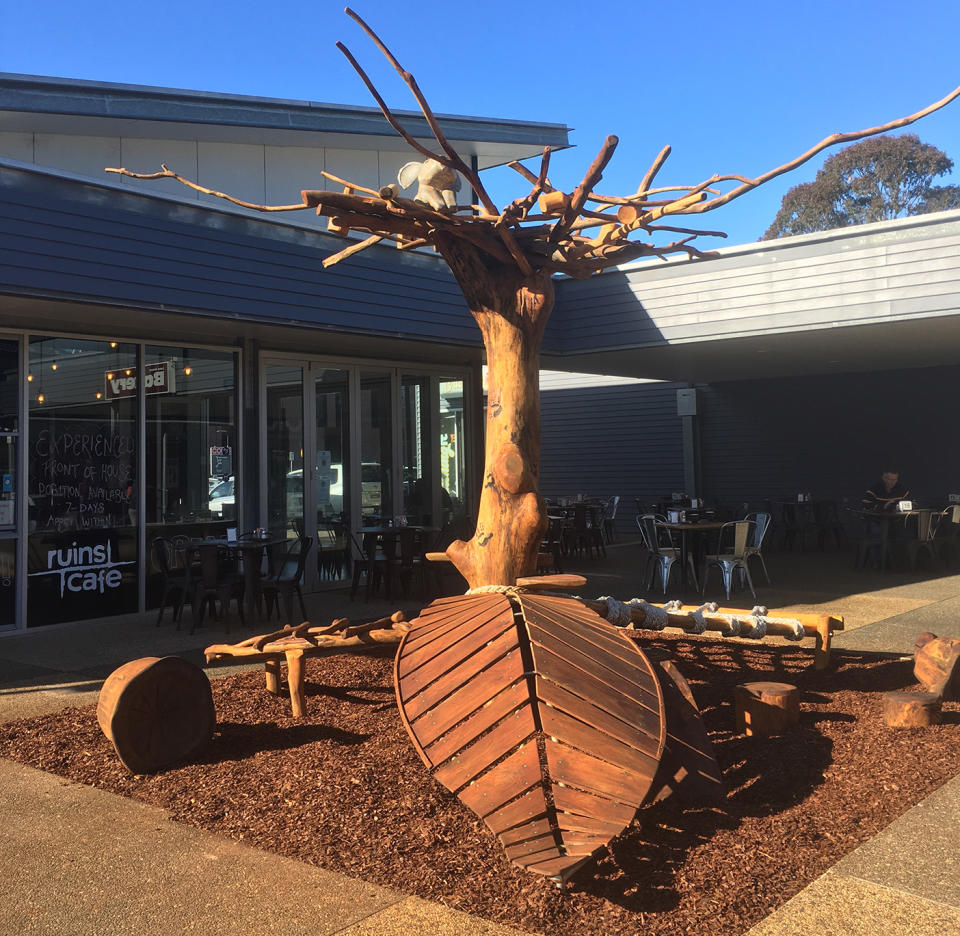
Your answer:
29;537;135;597
105;361;176;400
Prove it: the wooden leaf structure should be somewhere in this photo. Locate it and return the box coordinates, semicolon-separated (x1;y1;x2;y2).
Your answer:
394;592;721;884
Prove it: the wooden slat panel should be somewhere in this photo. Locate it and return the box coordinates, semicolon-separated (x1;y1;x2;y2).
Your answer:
534;643;660;725
401;612;516;688
540;704;659;783
552;783;636;826
521;855;594;881
556;813;626;836
545;739;647;808
522;595;647;666
399;627;519;721
403;594;509;650
457;743;542;819
410;652;524;749
504;835;562;861
528;622;658;708
433;704;536;791
422;678;529;766
536;674;661;757
483;787;549;835
401;608;514;673
560;836;609;857
498;818;555;847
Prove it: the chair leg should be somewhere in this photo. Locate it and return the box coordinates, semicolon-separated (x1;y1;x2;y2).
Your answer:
296;585;307;621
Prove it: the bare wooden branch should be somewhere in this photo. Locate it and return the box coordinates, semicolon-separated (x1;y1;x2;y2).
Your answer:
321;170;381;196
550;135;619;242
322;234;386;268
342;7;499;216
687;83;960;215
106;165;309;212
637;144;672;196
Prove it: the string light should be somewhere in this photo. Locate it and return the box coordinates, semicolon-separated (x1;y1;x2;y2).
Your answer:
124;369;132;377
26;373;33;383
36;393;45;403
109;341;117;348
183;366;192;376
106;371;114;380
95;391;102;400
50;361;58;371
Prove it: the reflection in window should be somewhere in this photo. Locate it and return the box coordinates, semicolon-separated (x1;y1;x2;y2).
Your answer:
27;336;138;626
439;379;466;523
145;346;238;532
265;365;304;537
401;375;433;525
360;371;392;522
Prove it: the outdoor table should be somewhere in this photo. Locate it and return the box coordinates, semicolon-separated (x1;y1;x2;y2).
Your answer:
188;536;289;617
850;508;932;571
656;520;727;591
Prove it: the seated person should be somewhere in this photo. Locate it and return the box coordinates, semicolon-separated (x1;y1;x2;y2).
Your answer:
863;468;910;512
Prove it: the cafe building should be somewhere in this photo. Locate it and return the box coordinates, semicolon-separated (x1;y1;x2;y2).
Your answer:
3;73;960;631
0;73;569;630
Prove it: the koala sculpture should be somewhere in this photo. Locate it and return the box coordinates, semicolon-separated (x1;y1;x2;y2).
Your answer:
397;158;461;211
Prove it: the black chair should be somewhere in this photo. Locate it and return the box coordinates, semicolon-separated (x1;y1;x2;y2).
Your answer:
564;504;606;559
189;542;245;634
813;500;847;550
150;537;188;627
263;536;312;624
317;521;347;581
349;531;386;601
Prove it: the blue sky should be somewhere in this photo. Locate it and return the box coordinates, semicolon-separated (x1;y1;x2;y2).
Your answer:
3;0;959;247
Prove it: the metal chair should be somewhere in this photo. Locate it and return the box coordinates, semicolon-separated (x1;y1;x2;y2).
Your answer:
638;514;698;594
601;495;620;543
743;511;773;585
190;542;245;634
702;520;757;602
263;536;312;624
150;537;188;627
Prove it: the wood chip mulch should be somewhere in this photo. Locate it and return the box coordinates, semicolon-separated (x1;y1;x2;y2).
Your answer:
2;634;959;936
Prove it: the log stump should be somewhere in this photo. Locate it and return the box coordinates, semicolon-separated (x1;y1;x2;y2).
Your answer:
913;633;960;701
97;656;216;774
882;690;942;728
734;681;800;737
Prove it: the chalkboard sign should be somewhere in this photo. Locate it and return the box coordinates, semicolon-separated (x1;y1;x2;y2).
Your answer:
29;419;135;533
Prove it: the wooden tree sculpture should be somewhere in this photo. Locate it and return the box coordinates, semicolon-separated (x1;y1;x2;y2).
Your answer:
108;9;960;886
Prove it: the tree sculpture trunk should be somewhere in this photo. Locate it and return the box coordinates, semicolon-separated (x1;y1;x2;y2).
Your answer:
436;235;552;588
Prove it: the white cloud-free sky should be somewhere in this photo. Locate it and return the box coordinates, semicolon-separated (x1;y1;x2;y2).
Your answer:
3;0;959;246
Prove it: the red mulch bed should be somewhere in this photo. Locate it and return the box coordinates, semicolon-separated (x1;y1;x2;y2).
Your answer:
2;634;959;936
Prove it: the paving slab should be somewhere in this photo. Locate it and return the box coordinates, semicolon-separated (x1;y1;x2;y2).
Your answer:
831;774;960;908
745;873;960;936
0;759;407;936
339;896;538;936
835;595;960;654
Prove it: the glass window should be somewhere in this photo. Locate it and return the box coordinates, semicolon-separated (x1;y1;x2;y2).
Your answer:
400;375;433;525
360;370;393;522
27;337;138;626
145;346;238;530
265;365;304;537
439;379;467;524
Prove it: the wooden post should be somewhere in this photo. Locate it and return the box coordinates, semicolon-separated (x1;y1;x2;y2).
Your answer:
734;681;800;736
264;658;282;695
285;649;306;718
913;633;960;701
882;691;942;727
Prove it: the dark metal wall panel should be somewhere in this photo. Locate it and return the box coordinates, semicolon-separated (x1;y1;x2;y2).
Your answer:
539;382;686;538
697;365;960;515
0;164;479;345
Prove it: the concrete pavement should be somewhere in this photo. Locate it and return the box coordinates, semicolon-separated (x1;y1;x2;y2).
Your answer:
1;540;959;935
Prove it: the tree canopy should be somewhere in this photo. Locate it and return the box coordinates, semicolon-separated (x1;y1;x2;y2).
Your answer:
763;134;960;239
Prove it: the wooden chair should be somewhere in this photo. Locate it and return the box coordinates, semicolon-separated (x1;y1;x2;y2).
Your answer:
702;520;757;602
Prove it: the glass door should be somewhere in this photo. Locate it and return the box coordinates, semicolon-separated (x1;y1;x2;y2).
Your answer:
0;338;18;629
314;368;350;584
264;364;305;539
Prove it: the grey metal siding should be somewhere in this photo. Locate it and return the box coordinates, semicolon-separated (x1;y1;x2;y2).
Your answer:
546;212;960;354
0;163;480;345
539;382;686;538
697;365;960;515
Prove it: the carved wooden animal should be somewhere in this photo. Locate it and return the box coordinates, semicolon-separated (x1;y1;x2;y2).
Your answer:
398;158;460;210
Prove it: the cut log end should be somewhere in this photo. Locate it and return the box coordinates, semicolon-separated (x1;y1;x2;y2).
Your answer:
882;690;943;728
734;681;800;737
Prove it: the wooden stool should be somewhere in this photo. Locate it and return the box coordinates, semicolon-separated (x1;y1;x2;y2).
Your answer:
882;690;942;728
913;633;960;701
734;681;799;736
